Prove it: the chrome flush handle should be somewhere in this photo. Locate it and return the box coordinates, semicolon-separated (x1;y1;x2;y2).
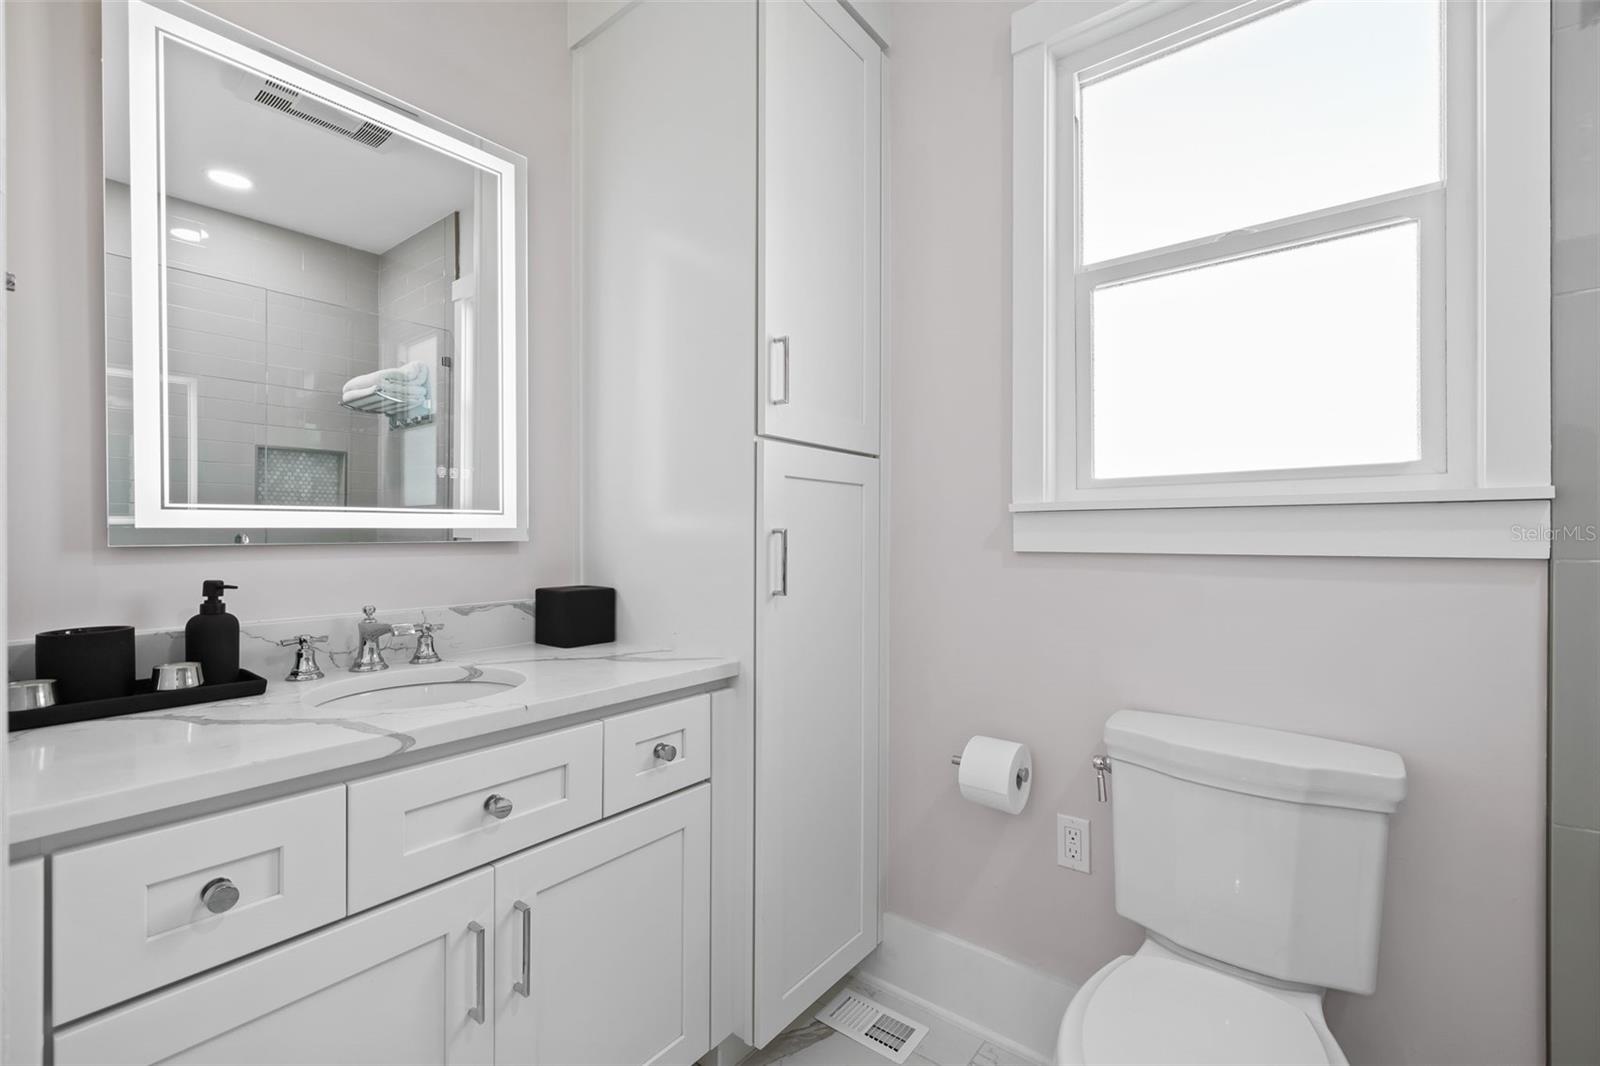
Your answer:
1092;754;1113;803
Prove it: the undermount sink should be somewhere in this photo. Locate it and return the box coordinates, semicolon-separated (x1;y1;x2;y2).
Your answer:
308;665;527;712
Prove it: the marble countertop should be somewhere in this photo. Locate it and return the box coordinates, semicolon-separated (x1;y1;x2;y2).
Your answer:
8;644;739;845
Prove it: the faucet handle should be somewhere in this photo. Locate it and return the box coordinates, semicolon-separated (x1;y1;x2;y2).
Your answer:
361;605;378;621
277;634;329;682
409;621;446;665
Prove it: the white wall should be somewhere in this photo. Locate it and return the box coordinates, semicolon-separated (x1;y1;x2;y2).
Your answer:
5;0;575;635
885;4;1547;1064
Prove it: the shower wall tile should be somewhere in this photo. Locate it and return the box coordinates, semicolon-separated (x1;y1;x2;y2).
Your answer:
1554;3;1600;296
1552;825;1600;1065
1553;292;1600;560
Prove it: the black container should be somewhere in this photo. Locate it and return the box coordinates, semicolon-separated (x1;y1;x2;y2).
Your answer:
185;580;240;685
34;625;136;704
535;586;616;647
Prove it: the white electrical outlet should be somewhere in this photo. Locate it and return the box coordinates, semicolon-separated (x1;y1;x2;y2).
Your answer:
1057;814;1091;873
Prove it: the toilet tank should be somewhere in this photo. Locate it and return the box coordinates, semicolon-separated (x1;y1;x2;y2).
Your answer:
1104;710;1406;995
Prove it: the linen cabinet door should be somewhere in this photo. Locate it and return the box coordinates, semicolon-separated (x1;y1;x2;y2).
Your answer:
494;786;710;1066
760;0;882;455
753;440;880;1043
55;870;496;1066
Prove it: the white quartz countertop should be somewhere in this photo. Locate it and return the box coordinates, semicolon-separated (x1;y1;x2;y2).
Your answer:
8;644;739;845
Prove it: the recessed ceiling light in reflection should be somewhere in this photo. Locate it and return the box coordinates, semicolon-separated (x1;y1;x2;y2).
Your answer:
205;168;253;191
169;226;209;244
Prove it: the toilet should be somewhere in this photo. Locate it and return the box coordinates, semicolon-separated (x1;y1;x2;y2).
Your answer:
1057;710;1407;1066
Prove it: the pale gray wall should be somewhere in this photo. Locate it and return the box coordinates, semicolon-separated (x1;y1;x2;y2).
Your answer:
5;0;574;635
885;4;1547;1064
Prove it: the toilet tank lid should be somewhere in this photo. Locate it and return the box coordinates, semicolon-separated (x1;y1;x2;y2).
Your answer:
1104;710;1407;812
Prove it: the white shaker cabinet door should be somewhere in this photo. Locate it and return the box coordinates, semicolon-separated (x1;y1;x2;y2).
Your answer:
760;0;882;456
754;440;881;1043
55;870;496;1066
493;785;711;1066
5;859;45;1066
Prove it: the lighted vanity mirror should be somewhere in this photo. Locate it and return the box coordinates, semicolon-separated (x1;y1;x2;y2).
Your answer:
102;0;526;545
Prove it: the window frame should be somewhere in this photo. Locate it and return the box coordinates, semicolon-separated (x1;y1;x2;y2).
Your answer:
1010;0;1552;558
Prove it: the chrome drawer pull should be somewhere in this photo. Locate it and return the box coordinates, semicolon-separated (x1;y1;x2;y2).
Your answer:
467;921;487;1024
484;794;513;820
653;742;678;763
513;900;532;997
199;877;240;915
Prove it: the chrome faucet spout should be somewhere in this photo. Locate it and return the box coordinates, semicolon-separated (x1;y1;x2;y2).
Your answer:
351;605;395;673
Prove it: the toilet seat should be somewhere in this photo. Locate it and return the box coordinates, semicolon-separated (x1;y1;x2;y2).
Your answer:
1056;954;1336;1066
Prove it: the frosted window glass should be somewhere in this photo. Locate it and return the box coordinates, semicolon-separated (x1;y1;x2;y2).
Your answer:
1079;0;1442;264
1090;223;1421;480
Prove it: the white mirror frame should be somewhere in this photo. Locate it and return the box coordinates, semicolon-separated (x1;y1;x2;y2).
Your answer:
126;0;526;531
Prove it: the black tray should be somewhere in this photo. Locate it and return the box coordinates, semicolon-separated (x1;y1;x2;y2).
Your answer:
8;669;270;731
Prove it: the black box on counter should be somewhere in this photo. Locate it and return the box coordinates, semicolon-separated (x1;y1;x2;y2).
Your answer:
534;586;616;648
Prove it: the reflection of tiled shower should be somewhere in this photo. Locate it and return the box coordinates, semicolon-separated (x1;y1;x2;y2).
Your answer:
374;213;458;510
102;188;458;520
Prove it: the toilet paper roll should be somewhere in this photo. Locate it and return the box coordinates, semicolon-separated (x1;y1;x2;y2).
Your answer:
958;735;1032;815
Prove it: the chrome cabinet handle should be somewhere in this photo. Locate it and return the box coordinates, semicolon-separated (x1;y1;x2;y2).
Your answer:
653;742;678;762
199;877;240;915
467;920;487;1024
484;794;513;820
768;336;790;405
513;900;532;998
770;528;789;597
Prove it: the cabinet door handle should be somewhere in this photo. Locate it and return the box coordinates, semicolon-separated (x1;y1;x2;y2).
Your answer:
653;741;678;762
467;920;487;1024
768;336;790;405
484;794;513;820
513;900;532;998
769;528;789;597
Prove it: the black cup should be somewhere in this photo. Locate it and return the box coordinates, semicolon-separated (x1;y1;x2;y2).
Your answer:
34;626;136;704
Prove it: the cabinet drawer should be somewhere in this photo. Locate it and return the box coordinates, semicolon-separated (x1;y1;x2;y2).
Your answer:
602;694;711;817
52;787;346;1024
347;722;602;911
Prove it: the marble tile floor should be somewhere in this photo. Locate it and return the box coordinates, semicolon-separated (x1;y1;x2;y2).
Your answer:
741;978;1040;1066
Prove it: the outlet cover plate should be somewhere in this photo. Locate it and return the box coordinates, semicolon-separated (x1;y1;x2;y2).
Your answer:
1058;814;1090;873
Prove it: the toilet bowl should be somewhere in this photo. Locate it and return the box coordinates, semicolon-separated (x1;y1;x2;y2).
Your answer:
1059;710;1406;1066
1055;939;1345;1066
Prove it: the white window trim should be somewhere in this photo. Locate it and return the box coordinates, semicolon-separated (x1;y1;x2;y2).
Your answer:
1010;0;1552;559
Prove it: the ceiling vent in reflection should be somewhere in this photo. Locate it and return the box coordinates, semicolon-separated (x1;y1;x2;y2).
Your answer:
241;74;394;150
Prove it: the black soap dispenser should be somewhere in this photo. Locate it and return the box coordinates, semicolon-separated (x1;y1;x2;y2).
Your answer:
185;580;240;685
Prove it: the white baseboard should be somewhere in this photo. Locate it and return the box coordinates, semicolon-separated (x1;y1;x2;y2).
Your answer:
853;912;1078;1065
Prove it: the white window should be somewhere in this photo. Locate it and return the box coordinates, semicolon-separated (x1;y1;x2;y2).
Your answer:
1011;0;1551;558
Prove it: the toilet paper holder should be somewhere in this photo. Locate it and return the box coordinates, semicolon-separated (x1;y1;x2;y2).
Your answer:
951;752;1031;790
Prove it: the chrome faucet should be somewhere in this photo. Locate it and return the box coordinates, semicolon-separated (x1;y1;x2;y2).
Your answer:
351;605;416;673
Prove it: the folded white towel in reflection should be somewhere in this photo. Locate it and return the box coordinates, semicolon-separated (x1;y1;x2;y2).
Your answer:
342;361;428;397
343;382;428;405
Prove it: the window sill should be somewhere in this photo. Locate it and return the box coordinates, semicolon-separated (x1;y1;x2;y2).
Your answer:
1011;495;1554;559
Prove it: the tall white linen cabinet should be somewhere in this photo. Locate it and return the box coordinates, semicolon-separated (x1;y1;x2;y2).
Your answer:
572;0;888;1055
